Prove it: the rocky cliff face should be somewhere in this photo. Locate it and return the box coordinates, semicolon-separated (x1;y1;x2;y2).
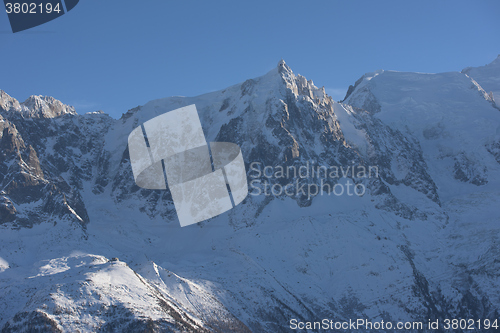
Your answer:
0;98;93;228
0;58;499;332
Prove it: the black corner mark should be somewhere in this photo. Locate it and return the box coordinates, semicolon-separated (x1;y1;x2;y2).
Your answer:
4;0;79;33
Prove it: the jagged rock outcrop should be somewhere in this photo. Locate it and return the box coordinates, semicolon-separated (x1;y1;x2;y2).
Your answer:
0;91;103;227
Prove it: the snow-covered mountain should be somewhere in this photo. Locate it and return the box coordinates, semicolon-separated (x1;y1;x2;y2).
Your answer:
0;57;499;332
462;55;500;105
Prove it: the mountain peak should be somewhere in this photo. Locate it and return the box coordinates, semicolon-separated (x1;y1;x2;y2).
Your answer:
0;91;77;118
0;90;21;113
491;54;500;65
277;59;292;74
22;95;77;118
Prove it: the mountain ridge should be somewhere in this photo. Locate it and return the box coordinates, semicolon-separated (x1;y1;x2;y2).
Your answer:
0;58;499;332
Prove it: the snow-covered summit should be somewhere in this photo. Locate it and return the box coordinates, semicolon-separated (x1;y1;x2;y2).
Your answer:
0;90;77;118
344;65;500;202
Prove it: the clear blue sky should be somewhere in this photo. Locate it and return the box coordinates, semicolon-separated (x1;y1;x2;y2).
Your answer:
1;0;499;118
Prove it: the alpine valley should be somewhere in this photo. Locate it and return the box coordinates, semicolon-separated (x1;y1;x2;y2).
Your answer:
0;56;499;332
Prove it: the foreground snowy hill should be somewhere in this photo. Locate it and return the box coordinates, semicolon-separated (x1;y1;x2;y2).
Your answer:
0;57;499;332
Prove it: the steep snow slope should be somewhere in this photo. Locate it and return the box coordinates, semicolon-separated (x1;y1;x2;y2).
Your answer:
463;55;500;105
1;58;499;332
344;68;500;201
344;63;500;327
